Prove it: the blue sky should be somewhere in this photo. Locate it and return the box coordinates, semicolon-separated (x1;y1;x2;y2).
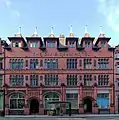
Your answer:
0;0;119;46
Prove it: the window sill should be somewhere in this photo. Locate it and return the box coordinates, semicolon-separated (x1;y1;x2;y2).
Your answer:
115;72;119;75
44;85;60;87
66;85;78;87
10;86;24;88
98;108;110;110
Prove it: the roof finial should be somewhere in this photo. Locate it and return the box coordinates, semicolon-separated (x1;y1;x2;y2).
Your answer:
18;26;21;34
70;25;73;33
99;26;105;37
51;26;54;34
84;25;90;37
111;44;115;48
69;25;74;37
15;26;22;37
34;26;37;35
85;25;88;33
49;26;55;37
100;26;103;34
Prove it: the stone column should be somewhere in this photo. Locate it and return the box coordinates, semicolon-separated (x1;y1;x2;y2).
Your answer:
115;94;118;114
93;84;97;99
24;89;29;115
79;84;83;114
39;86;44;115
61;83;66;101
111;86;114;104
92;84;98;114
60;83;66;114
5;89;9;115
110;85;115;113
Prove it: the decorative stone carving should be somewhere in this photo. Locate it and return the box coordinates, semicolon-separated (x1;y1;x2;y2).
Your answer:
110;83;114;87
40;104;44;108
93;103;98;107
5;104;9;108
61;83;65;87
94;83;97;87
110;103;114;107
24;103;29;108
80;83;83;87
79;104;83;107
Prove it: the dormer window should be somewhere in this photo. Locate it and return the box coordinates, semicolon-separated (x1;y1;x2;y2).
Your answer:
85;41;90;48
13;42;21;47
69;41;75;48
116;53;119;58
47;41;55;48
30;42;38;48
101;41;106;47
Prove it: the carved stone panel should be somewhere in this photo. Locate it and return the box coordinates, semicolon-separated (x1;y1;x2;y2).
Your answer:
28;91;40;98
42;90;61;96
82;88;94;98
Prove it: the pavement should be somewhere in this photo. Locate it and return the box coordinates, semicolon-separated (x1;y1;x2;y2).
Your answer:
2;114;119;120
4;114;119;117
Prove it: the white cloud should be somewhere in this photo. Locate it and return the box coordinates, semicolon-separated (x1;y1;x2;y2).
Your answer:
12;10;20;17
2;0;20;18
4;0;12;8
97;0;119;32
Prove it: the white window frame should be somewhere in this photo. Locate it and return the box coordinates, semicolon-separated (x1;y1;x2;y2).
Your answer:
117;53;119;58
9;93;25;110
12;42;20;47
30;42;38;48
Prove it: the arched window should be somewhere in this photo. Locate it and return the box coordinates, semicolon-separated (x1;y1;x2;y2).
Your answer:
35;59;39;69
14;59;17;69
10;75;24;87
15;59;18;69
47;59;50;69
30;59;33;69
44;92;59;109
12;59;15;69
17;75;24;86
9;75;16;87
10;93;25;110
33;59;36;69
21;59;24;69
30;75;38;87
18;59;21;69
9;59;12;69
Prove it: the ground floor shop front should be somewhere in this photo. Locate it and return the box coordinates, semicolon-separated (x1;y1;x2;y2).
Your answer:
4;86;115;115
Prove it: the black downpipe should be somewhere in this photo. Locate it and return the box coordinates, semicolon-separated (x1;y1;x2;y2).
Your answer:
69;103;71;116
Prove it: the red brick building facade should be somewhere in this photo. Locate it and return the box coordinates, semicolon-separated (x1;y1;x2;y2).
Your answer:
114;45;119;113
0;39;4;115
2;28;115;115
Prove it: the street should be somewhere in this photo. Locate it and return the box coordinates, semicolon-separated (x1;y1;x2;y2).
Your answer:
1;116;119;120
